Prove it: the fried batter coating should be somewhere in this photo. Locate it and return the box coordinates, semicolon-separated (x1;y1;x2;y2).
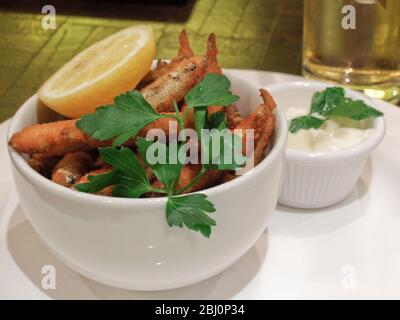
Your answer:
94;154;105;168
204;33;225;116
138;30;194;88
151;165;222;195
139;111;196;139
28;154;60;178
76;166;113;196
226;105;243;130
52;152;93;187
141;56;208;112
181;168;222;194
176;29;195;60
216;90;276;184
138;60;169;89
205;33;222;75
9;119;112;156
220;172;237;183
235;89;276;165
9;115;185;156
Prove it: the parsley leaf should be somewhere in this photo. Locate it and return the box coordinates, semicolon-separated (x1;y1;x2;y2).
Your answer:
74;72;246;238
185;74;240;109
198;111;242;170
112;185;150;198
136;138;183;192
203;129;244;170
310;87;345;115
76;91;165;146
207;111;227;130
194;107;208;137
289;87;383;133
166;194;216;238
75;170;121;193
76;147;153;198
289;115;325;133
195;109;227;140
330;98;383;120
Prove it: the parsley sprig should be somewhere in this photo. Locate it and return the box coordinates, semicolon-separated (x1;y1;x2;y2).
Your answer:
289;87;383;133
76;74;240;238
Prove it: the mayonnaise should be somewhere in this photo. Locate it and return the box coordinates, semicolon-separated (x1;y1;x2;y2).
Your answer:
285;107;374;152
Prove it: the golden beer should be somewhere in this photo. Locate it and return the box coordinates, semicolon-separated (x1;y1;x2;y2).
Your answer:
303;0;400;101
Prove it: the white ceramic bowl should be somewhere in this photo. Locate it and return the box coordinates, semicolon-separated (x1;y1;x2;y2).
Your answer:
267;81;386;210
7;74;287;291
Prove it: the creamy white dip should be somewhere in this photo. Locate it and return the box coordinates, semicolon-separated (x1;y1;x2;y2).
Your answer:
286;107;374;152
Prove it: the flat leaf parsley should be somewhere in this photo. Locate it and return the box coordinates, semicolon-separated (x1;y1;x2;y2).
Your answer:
76;74;241;237
289;87;383;133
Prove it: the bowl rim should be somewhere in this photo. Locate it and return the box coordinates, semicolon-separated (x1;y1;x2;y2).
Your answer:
7;76;288;209
266;80;386;163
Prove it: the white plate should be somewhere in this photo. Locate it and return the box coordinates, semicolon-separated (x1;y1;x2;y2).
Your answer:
1;70;400;299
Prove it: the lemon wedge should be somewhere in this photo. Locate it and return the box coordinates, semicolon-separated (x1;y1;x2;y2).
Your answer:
38;25;156;118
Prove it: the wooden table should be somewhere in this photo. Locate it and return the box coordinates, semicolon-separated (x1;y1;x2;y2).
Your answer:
0;0;303;122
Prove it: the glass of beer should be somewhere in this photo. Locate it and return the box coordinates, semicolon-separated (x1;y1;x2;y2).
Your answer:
303;0;400;102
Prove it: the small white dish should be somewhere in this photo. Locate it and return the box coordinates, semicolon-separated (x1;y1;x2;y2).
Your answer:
267;81;386;209
7;74;287;291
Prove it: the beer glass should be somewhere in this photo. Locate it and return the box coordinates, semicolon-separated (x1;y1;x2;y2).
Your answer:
303;0;400;102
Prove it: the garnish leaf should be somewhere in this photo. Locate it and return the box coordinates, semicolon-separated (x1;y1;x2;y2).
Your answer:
202;128;244;170
136;137;183;192
207;111;227;130
74;71;248;238
75;169;120;193
112;185;152;198
76;147;153;198
99;147;150;187
194;107;208;137
203;112;242;170
166;194;216;238
311;87;345;115
76;91;164;146
330;98;383;120
185;74;239;109
289;86;383;133
289;115;325;133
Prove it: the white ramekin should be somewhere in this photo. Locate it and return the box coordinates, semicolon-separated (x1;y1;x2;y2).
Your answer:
7;73;287;291
267;81;386;210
